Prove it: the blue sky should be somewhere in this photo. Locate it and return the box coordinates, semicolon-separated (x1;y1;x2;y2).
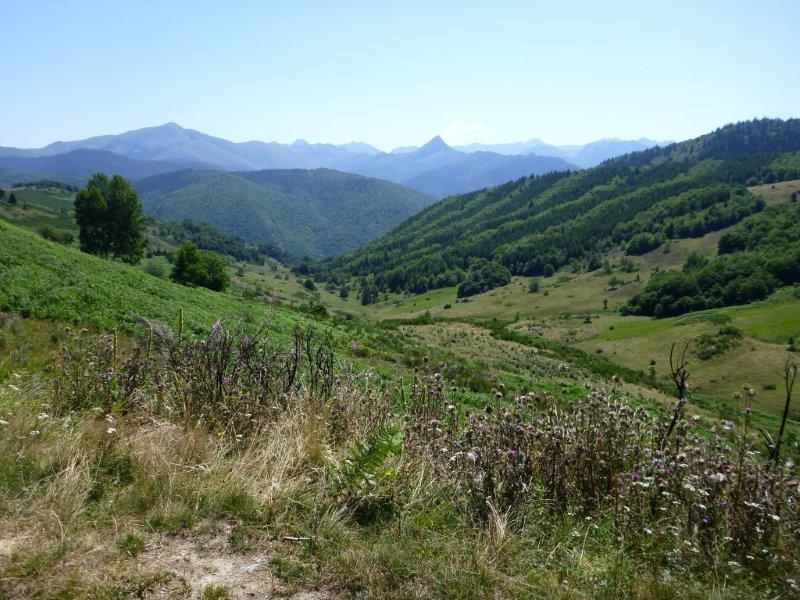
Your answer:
1;0;797;150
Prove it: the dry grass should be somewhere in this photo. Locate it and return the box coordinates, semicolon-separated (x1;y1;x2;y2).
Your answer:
2;328;799;599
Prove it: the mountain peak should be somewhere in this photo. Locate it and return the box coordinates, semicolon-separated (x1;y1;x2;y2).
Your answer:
417;135;451;155
159;122;183;130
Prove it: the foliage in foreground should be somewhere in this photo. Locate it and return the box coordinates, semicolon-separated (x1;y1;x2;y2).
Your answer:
1;324;799;598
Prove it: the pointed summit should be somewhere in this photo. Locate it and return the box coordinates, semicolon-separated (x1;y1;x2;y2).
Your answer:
417;135;451;155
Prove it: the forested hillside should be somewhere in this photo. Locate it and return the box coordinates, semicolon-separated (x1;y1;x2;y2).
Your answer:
320;119;800;306
625;201;800;317
137;168;434;257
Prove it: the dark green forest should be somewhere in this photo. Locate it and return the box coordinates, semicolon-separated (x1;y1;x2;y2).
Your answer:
137;168;435;258
624;202;800;317
318;119;800;306
154;219;288;263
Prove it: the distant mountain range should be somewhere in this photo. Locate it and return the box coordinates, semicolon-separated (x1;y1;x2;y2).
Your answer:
0;123;379;172
137;168;435;258
0;149;197;186
454;138;669;168
0;125;671;256
0;123;663;198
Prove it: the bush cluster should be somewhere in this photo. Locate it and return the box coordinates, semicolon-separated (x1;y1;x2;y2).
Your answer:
171;241;230;292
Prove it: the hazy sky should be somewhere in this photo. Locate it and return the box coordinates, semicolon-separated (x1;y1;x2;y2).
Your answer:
1;0;798;150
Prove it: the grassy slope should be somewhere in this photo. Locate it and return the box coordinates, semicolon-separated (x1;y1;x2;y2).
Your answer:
0;220;297;336
0;187;78;239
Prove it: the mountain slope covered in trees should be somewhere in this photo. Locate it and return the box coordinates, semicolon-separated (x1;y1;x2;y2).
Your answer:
320;119;800;305
137;168;435;258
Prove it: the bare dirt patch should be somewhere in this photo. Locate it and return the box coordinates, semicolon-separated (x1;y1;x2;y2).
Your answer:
138;525;331;599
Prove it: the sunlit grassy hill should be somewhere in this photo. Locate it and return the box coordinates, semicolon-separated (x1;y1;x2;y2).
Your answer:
0;220;294;335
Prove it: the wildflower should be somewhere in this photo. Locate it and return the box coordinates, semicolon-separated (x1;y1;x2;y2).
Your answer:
0;419;8;426
708;472;726;484
106;427;117;435
30;430;40;437
770;514;781;522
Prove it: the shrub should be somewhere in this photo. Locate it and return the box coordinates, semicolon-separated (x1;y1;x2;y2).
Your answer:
457;258;511;298
171;241;230;291
694;325;744;360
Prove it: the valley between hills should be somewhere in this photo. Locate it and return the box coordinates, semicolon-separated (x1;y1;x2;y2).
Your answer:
1;118;800;599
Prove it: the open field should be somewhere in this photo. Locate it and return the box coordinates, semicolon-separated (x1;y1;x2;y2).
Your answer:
574;290;800;416
750;179;800;205
359;195;800;420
